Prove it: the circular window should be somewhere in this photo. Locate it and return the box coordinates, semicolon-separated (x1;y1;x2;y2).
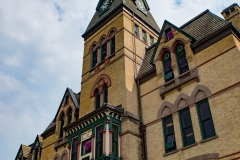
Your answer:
178;45;183;52
164;53;170;60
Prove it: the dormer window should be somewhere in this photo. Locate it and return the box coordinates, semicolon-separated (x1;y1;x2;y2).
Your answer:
165;28;173;40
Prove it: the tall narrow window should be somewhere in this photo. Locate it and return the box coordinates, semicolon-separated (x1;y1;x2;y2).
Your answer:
197;99;216;139
179;108;195;146
163;52;174;82
59;115;65;138
102;84;108;104
163;115;176;153
68;110;72;125
95;89;100;109
150;36;154;45
142;30;147;43
92;50;98;68
176;45;189;74
101;43;107;61
112;124;118;158
96;125;103;158
134;24;139;37
65;95;69;105
165;28;173;40
71;137;78;160
34;148;38;160
110;36;115;55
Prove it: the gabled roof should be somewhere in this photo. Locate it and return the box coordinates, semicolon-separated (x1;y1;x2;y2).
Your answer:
150;20;196;64
82;0;160;39
136;43;156;79
150;9;230;64
53;88;80;122
30;135;43;153
15;144;31;160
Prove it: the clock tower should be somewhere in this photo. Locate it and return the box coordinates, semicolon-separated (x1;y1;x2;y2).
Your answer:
75;0;159;159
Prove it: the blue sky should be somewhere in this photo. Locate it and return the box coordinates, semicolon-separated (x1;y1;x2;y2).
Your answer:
0;0;237;159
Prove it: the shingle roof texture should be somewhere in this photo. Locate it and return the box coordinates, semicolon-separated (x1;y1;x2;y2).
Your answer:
136;44;156;78
181;11;229;41
84;0;160;35
44;121;55;132
136;10;230;79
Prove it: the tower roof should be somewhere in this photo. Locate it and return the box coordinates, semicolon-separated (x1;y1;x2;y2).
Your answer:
82;0;160;40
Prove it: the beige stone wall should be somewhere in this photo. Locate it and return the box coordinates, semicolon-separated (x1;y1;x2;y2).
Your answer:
141;31;240;159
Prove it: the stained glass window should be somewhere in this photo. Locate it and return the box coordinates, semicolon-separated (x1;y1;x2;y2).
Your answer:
71;137;79;160
166;28;173;40
82;139;92;155
163;52;174;82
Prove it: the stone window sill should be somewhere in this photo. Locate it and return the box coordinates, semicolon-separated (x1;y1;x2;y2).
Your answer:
54;136;69;149
200;135;218;144
159;68;199;99
163;149;179;157
180;143;198;151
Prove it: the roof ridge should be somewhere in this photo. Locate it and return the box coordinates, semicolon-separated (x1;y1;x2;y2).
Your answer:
180;9;209;29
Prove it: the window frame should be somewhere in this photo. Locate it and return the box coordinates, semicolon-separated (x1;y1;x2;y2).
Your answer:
134;24;139;37
92;50;98;68
142;29;147;43
68;110;72;125
179;107;196;147
150;36;154;45
59;116;65;138
196;99;216;140
110;36;115;55
165;28;173;40
71;137;79;160
176;45;189;74
112;124;119;158
162;52;174;82
101;42;107;61
95;124;104;159
162;115;177;153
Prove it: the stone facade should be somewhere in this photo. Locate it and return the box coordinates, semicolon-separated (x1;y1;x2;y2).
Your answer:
15;2;240;160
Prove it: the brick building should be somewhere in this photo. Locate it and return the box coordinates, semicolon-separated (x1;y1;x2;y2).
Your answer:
15;1;240;160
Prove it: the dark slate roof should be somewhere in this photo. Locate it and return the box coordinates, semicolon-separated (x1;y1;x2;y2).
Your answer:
180;10;230;41
136;43;156;79
44;121;55;132
83;0;160;37
68;88;79;109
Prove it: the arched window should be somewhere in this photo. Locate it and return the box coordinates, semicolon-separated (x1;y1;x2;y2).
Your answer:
91;44;98;68
163;52;174;82
100;37;107;61
59;113;65;138
102;83;108;104
67;109;72;125
196;99;216;140
176;45;189;74
109;30;116;55
163;115;176;153
95;88;101;109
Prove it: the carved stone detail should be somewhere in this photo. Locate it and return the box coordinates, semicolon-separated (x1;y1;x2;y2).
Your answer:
178;99;188;110
196;91;207;102
162;107;171;117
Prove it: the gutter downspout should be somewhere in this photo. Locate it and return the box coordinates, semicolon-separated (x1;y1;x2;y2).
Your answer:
136;80;147;160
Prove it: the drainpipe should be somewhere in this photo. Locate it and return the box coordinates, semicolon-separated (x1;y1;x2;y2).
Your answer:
136;80;147;160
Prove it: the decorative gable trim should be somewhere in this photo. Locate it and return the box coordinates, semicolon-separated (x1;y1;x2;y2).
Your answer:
150;20;196;64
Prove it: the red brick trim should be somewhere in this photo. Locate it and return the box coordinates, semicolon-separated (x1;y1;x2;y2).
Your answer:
219;151;240;159
120;130;141;138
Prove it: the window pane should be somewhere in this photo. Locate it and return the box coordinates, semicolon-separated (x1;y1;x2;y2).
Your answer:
184;127;195;145
181;110;191;127
96;142;103;158
167;30;173;39
72;138;78;153
179;56;187;64
203;119;215;138
96;126;103;141
82;139;92;155
101;43;107;61
112;125;118;140
111;37;115;54
96;93;100;108
167;134;175;143
165;118;174;134
112;141;118;157
199;102;211;120
165;61;172;72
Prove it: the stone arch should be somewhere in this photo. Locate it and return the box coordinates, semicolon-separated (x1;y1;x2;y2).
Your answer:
158;46;171;61
66;106;74;116
174;93;194;111
191;85;212;103
98;34;107;45
157;101;176;119
88;41;98;53
52;153;60;160
107;27;117;38
171;38;187;52
90;74;111;98
60;149;68;160
57;111;65;121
